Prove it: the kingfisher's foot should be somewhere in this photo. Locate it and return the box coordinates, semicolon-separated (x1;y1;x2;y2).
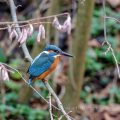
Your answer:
42;78;48;82
28;79;32;86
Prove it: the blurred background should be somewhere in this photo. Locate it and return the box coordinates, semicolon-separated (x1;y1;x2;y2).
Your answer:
0;0;120;120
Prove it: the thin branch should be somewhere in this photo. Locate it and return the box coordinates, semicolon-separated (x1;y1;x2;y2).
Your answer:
58;111;72;120
0;12;69;25
0;21;52;31
48;92;54;120
8;0;33;62
105;16;120;23
102;0;120;78
44;82;71;120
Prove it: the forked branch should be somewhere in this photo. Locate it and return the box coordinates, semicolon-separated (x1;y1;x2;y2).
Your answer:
8;0;72;119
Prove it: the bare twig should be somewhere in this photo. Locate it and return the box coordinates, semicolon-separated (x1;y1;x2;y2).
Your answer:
0;12;69;31
102;0;120;78
0;21;52;31
48;92;54;120
44;82;71;120
58;111;72;120
105;16;120;23
0;12;69;25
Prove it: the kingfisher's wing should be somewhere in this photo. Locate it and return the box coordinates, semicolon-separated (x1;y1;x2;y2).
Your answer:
28;52;54;77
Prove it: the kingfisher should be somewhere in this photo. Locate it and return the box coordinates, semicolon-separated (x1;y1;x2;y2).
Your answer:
28;44;73;85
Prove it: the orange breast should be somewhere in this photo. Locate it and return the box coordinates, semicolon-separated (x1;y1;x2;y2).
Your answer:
33;57;60;81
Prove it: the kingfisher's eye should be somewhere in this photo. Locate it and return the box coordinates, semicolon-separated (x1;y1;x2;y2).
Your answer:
55;50;59;53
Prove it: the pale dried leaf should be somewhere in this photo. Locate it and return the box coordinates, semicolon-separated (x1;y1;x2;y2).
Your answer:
62;14;71;34
0;66;9;81
2;69;9;81
37;25;42;42
52;17;62;30
41;25;45;39
17;29;24;42
7;25;12;34
27;24;34;37
107;0;120;7
37;33;41;42
9;29;18;41
14;29;19;40
53;15;72;34
0;66;2;78
20;28;28;44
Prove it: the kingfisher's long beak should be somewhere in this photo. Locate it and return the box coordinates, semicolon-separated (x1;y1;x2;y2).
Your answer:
61;51;73;57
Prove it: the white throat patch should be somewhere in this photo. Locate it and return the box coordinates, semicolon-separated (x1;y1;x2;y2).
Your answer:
54;54;61;58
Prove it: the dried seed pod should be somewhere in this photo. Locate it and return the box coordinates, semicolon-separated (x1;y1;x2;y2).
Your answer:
14;30;19;40
20;28;28;44
41;25;45;39
27;24;34;37
9;29;19;41
62;14;71;34
7;25;12;34
37;24;45;43
37;25;42;42
9;30;15;40
2;69;9;81
0;66;2;79
52;17;62;30
0;65;9;81
17;29;24;42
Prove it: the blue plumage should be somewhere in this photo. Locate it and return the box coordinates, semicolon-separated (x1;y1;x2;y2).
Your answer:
44;44;62;52
27;44;73;85
28;52;55;77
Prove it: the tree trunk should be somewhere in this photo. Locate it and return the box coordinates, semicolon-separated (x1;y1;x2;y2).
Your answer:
62;0;95;110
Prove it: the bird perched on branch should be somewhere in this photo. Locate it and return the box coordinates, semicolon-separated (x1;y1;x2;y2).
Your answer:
28;44;73;85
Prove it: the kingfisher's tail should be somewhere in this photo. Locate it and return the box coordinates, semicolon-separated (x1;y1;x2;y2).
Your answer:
28;79;32;86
